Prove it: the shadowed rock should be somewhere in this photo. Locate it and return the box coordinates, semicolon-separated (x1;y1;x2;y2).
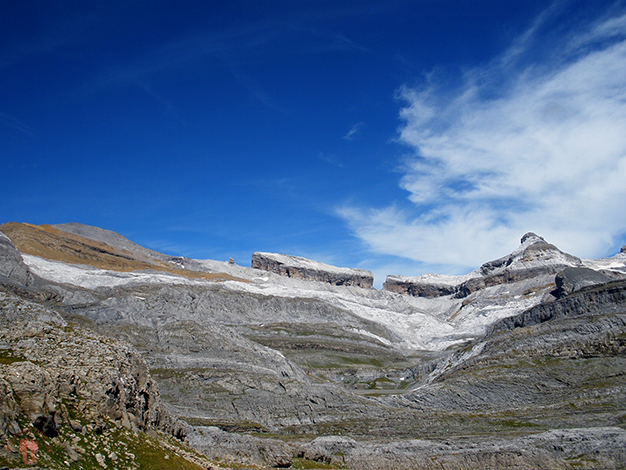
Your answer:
252;252;374;287
555;267;612;298
0;232;33;287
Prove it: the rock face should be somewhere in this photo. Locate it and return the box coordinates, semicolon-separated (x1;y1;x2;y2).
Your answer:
384;233;583;298
490;277;626;333
302;428;626;470
554;266;613;298
3;221;626;469
0;286;199;468
383;273;460;297
0;236;207;469
0;232;33;287
0;290;183;438
252;252;374;287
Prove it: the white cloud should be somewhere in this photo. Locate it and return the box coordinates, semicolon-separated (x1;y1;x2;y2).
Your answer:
343;121;364;140
339;7;626;273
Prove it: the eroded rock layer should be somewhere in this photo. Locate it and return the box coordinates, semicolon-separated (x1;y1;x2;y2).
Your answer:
384;233;584;298
252;251;374;287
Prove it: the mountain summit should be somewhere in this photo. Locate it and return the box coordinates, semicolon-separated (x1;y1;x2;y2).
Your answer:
384;232;589;298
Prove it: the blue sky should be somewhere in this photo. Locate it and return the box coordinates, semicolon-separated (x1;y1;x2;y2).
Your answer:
2;1;626;286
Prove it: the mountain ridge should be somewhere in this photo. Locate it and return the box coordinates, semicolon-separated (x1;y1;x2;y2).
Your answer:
0;222;245;283
1;221;626;469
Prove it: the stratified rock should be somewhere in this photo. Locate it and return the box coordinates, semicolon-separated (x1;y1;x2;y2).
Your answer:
0;232;33;287
306;427;626;470
0;288;186;441
456;233;583;297
251;252;373;287
555;267;612;298
384;233;582;298
383;273;464;298
477;233;581;278
186;426;295;468
490;278;626;333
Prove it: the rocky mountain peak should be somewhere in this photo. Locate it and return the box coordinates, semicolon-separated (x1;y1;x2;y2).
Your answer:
385;233;584;298
520;232;545;244
480;233;581;276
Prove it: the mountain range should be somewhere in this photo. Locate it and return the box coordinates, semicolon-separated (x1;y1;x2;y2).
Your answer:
1;221;625;469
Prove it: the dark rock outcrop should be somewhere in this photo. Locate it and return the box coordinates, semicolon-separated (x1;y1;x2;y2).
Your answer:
490;278;626;333
383;276;457;297
555;267;613;298
252;252;374;287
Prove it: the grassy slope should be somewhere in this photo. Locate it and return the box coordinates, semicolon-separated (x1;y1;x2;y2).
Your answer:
0;222;243;282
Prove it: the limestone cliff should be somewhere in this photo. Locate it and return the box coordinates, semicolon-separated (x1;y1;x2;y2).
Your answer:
251;252;374;287
0;232;212;469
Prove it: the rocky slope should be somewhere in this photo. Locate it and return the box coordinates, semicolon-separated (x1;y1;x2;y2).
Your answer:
2;221;626;469
0;231;219;469
0;222;242;282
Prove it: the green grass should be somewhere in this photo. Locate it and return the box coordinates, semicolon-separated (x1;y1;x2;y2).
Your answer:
0;395;211;470
290;457;339;469
0;348;26;364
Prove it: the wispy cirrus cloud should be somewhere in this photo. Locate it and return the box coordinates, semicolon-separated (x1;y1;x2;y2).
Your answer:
339;5;626;273
0;111;35;138
343;122;364;140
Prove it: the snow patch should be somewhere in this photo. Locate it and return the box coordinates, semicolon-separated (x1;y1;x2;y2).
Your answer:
22;255;202;289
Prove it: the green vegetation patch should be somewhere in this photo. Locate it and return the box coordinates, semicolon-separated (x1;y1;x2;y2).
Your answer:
0;349;26;364
291;457;339;469
0;397;210;470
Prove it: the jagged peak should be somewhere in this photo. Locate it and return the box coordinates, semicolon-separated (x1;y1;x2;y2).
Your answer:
385;233;585;298
520;232;545;244
481;233;581;276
